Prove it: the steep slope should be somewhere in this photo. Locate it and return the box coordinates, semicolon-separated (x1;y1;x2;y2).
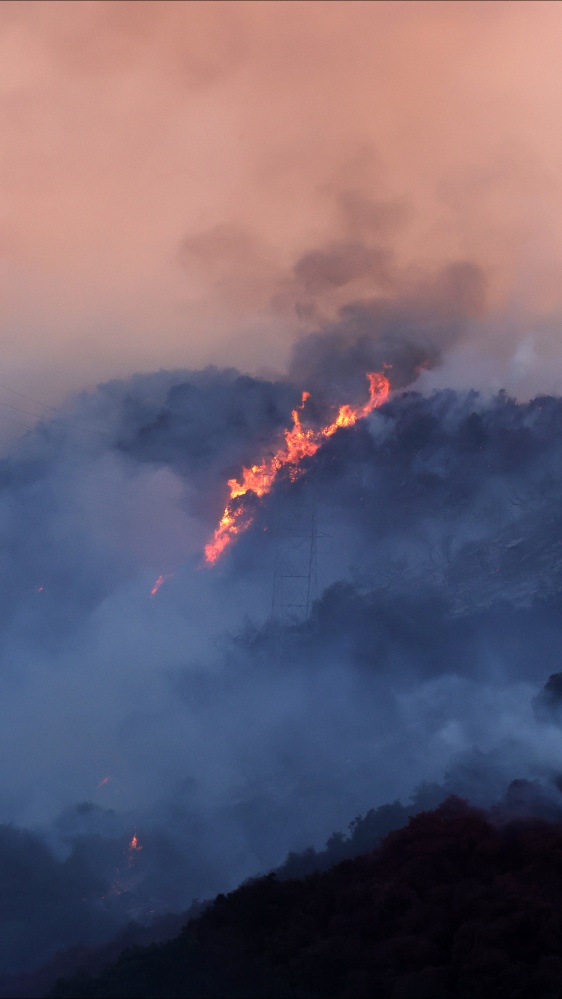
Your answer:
49;797;562;999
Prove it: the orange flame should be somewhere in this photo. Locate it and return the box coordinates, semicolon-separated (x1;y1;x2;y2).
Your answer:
150;573;174;597
204;371;390;564
129;834;142;851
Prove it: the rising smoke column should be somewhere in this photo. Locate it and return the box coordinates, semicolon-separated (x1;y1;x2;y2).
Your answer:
204;370;390;563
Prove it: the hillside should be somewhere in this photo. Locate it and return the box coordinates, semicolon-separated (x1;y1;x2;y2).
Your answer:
48;796;562;999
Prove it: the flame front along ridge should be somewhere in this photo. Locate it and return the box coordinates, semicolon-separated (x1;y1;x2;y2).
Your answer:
204;371;390;565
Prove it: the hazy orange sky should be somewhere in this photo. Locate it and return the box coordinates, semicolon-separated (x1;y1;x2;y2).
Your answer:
2;0;562;403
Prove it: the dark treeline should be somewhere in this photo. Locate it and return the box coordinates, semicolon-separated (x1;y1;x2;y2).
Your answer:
47;795;562;998
0;793;424;998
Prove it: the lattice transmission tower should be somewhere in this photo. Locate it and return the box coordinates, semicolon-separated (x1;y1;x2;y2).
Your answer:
270;483;322;661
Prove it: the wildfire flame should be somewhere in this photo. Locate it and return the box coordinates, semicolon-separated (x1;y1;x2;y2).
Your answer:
129;834;142;852
150;573;174;597
97;776;110;788
204;370;390;564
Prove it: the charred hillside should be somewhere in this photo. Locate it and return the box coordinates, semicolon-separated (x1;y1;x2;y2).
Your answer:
49;797;562;999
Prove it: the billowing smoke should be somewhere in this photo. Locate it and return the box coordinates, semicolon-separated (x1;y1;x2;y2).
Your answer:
2;298;562;976
287;259;486;400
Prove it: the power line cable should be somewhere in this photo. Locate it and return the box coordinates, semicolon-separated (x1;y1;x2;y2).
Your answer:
0;397;113;438
0;383;60;412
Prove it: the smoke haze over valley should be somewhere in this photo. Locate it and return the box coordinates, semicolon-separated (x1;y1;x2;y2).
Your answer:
4;310;562;976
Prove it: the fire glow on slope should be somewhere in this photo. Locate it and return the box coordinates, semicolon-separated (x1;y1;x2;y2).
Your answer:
150;573;173;598
204;371;391;564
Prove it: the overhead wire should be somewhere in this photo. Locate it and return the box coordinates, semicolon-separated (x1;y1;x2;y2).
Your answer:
0;396;113;439
0;382;60;412
0;393;194;539
0;384;195;588
0;376;130;465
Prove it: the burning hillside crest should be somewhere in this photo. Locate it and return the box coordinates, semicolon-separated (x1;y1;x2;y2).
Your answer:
204;370;390;564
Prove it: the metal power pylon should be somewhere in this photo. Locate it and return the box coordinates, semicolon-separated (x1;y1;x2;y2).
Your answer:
270;483;321;661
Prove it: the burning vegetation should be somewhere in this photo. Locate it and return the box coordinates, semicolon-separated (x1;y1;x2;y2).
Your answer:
204;370;390;564
150;573;174;598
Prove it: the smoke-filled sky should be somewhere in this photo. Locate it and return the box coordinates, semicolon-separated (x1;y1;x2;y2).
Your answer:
6;0;562;984
2;0;562;403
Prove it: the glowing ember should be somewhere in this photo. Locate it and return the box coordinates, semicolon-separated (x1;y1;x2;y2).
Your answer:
204;371;390;564
97;776;110;788
150;572;174;597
